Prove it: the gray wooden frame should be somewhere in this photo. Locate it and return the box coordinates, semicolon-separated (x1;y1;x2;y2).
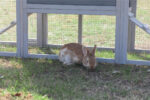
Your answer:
0;0;149;66
115;0;129;64
20;0;117;62
128;0;137;51
37;13;48;47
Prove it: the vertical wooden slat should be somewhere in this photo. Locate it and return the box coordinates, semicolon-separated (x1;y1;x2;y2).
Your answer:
17;0;28;57
128;0;137;52
16;0;22;57
37;13;48;47
78;15;82;44
21;0;28;57
115;0;129;64
37;13;43;47
23;13;29;57
43;14;48;46
115;0;121;63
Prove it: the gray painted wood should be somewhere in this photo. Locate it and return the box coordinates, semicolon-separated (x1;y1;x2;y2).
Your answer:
115;0;129;64
96;58;115;63
127;60;150;66
27;54;58;59
78;15;82;44
37;13;48;47
0;52;16;57
27;0;116;6
0;14;32;35
129;12;150;34
128;0;137;52
27;8;116;16
16;0;23;57
0;21;16;35
16;0;28;57
22;2;29;57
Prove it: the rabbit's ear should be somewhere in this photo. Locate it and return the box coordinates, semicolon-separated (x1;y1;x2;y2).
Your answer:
92;45;97;55
82;46;87;56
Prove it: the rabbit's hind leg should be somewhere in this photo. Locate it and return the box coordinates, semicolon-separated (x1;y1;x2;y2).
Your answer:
63;54;73;65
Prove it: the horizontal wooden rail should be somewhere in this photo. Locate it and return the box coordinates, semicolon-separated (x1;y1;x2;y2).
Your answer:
129;12;150;34
0;14;32;35
0;21;16;35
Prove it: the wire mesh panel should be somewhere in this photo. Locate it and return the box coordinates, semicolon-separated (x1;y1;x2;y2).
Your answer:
27;14;116;59
82;15;116;59
28;14;37;41
48;14;78;45
28;13;38;54
0;0;16;53
128;28;150;61
135;0;150;50
128;0;150;61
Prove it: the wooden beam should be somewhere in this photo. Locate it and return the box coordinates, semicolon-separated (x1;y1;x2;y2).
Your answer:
127;60;150;66
0;52;16;57
78;15;83;44
21;0;28;58
0;21;16;35
16;0;23;57
37;13;48;47
128;0;137;51
115;0;129;64
129;12;150;34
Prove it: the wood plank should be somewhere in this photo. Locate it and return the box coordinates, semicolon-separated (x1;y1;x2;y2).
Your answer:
27;9;116;16
128;0;137;51
16;0;23;57
0;21;16;35
0;52;16;57
37;13;48;47
127;60;150;66
27;4;116;11
78;15;82;44
115;0;121;63
129;12;150;34
27;0;116;6
115;0;129;64
22;10;29;57
96;58;115;63
27;54;58;59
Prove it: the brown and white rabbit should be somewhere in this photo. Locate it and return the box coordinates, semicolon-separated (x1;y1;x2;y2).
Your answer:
59;43;97;69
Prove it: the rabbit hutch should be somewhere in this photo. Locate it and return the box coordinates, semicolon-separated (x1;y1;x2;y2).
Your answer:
0;0;150;66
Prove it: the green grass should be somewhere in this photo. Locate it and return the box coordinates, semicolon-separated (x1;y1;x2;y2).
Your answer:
0;57;150;100
0;1;150;99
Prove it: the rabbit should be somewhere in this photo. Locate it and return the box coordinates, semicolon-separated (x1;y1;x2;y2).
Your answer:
59;43;97;69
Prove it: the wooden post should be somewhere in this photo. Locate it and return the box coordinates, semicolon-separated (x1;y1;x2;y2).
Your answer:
78;15;82;44
16;0;28;57
115;0;129;64
37;13;48;47
16;0;22;57
128;0;137;52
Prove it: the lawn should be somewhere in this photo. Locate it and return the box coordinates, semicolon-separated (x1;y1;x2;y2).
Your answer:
0;0;150;100
0;57;150;100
